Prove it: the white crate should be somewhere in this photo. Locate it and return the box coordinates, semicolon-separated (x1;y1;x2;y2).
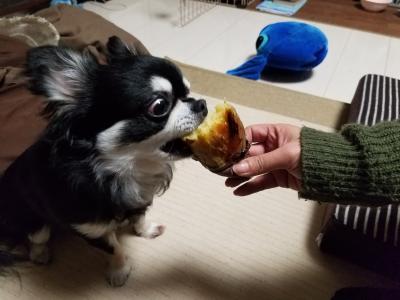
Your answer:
179;0;254;26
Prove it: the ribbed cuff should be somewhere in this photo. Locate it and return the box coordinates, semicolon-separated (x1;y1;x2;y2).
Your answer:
299;124;400;206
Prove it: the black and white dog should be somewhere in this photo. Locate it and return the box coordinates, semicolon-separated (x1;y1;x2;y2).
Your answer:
0;36;207;286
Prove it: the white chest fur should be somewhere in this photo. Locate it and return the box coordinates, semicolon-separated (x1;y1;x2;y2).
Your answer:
93;150;173;207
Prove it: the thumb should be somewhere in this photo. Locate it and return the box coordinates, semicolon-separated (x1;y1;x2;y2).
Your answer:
232;146;294;177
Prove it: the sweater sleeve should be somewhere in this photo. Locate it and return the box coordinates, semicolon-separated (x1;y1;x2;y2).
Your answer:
299;121;400;206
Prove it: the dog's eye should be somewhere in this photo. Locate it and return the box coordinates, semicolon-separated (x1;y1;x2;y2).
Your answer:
147;98;172;118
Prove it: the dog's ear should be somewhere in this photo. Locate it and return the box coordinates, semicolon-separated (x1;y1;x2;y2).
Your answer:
106;36;138;62
26;46;97;104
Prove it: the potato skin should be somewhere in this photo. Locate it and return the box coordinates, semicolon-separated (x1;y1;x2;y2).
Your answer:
183;102;249;172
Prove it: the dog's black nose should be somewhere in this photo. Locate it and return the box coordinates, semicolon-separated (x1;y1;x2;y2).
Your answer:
192;99;207;116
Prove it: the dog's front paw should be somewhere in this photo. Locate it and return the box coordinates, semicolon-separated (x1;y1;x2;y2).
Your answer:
106;264;132;287
141;223;165;239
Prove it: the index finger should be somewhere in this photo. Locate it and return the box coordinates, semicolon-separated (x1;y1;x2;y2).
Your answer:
232;143;296;177
245;124;274;143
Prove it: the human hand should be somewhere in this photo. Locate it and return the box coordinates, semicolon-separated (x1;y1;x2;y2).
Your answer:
225;124;302;196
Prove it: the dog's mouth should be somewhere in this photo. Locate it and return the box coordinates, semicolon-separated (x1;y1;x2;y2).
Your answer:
160;138;192;157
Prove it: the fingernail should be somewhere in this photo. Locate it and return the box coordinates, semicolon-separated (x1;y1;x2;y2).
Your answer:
233;189;243;196
233;162;248;175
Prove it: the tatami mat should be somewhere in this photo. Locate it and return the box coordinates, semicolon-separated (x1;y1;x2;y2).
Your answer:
0;96;396;300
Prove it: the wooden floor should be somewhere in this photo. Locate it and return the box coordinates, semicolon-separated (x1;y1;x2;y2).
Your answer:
248;0;400;38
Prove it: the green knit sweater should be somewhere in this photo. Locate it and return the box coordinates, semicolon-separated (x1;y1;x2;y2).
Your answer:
300;121;400;206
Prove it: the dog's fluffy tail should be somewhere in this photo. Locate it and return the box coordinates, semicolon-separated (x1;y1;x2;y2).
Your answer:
0;250;28;276
0;250;16;274
0;175;30;274
0;242;28;275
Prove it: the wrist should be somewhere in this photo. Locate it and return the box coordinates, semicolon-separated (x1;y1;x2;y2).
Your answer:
299;127;364;204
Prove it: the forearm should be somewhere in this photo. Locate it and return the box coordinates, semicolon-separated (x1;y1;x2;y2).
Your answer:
299;122;400;205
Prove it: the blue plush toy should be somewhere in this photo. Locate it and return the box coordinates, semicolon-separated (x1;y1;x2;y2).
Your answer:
227;21;328;80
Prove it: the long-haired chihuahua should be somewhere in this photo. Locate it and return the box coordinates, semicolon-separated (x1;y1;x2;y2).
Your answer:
0;36;207;286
